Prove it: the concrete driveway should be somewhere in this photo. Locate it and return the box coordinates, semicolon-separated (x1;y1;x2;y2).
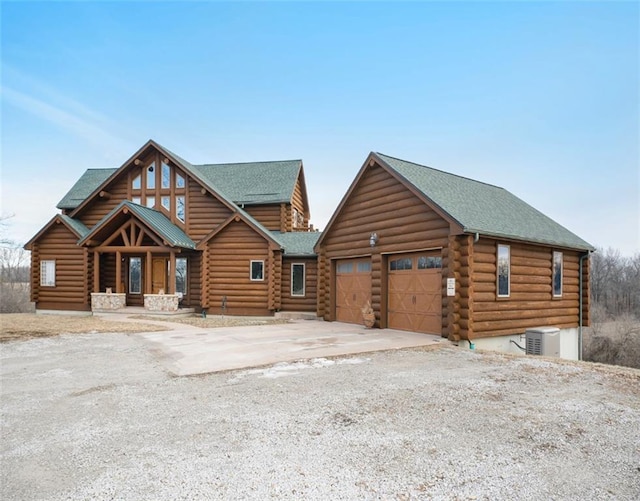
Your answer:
136;320;445;376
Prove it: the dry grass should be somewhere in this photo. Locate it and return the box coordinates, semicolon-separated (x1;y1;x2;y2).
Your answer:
128;315;290;329
0;313;169;343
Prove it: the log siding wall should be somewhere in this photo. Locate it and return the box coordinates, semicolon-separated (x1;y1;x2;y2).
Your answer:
318;164;450;327
205;220;272;315
470;238;587;338
244;205;283;231
76;174;129;228
30;223;89;310
187;182;233;242
281;258;318;312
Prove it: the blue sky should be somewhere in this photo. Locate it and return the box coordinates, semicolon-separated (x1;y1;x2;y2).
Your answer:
1;1;638;255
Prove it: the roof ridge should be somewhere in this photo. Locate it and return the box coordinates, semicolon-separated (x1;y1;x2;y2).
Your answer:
376;152;506;191
195;159;302;168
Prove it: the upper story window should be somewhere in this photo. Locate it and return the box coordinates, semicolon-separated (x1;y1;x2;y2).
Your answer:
176;196;185;222
553;251;563;297
161;162;171;189
130;155;186;223
146;162;156;189
497;244;510;297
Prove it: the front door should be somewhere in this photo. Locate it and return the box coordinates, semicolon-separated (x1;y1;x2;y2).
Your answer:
152;258;168;294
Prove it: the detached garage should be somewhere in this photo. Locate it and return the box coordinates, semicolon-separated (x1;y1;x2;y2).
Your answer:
315;152;593;359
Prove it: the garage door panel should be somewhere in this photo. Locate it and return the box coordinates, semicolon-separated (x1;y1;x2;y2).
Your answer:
336;259;371;325
388;252;442;335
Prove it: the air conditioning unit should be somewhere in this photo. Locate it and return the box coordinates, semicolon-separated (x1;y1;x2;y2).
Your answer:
525;327;560;357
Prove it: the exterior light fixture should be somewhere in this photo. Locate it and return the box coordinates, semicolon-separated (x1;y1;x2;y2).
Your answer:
370;232;378;247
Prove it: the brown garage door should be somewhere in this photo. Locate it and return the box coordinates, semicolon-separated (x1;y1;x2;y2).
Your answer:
388;252;442;334
336;258;371;324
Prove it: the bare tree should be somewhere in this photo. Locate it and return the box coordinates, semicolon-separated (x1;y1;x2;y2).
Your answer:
0;214;34;313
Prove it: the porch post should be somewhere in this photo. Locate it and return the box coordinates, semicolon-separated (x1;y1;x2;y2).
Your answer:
169;251;176;294
93;251;100;292
115;251;122;293
146;251;152;294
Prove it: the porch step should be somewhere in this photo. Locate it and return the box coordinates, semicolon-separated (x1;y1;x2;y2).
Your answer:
275;311;320;321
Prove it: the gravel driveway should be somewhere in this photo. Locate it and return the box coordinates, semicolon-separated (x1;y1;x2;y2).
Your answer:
1;332;639;500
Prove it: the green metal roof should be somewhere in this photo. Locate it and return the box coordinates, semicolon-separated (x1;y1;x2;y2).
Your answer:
59;215;90;239
192;160;302;205
80;201;196;249
271;231;321;256
57;168;117;210
376;152;594;251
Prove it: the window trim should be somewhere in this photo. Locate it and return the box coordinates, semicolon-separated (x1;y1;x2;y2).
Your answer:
497;244;511;298
250;260;265;281
291;263;306;297
552;251;563;298
40;260;56;287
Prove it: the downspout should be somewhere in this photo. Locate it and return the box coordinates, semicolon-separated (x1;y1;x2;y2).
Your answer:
467;232;480;349
578;251;590;361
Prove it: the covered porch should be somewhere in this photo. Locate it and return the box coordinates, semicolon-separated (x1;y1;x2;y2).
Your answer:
79;201;198;313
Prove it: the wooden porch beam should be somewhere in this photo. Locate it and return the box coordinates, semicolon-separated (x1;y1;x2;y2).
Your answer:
146;251;152;295
94;246;179;253
93;251;100;293
115;251;122;293
169;251;176;295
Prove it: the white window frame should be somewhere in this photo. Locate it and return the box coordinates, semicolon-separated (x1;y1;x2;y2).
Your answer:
40;260;56;287
291;263;306;297
552;251;563;297
250;260;264;281
497;244;510;298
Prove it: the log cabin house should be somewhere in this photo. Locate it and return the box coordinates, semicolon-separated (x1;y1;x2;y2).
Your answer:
25;140;320;316
315;152;594;358
25;142;593;359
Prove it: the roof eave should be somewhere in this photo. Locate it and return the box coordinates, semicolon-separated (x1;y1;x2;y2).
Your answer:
464;228;595;252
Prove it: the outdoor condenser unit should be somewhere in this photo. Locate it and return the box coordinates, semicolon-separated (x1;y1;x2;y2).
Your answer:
525;327;561;357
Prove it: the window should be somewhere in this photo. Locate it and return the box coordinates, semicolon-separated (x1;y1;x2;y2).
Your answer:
132;196;141;205
176;172;185;189
146;196;156;209
250;260;264;281
357;261;371;273
161;196;171;211
497;244;510;297
553;251;563;297
337;262;353;273
161;162;171;189
176;196;185;222
129;257;141;294
291;263;305;297
417;256;442;269
175;258;187;297
132;174;141;190
146;162;156;189
390;258;412;271
40;260;55;287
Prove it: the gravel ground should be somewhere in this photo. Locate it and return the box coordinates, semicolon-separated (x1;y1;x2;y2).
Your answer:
1;332;639;500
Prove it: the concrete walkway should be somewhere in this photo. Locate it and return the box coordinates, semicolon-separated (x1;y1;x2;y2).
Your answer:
134;320;446;376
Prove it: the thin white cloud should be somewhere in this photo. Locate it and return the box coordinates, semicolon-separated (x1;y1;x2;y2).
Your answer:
1;84;130;152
